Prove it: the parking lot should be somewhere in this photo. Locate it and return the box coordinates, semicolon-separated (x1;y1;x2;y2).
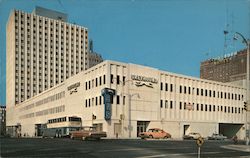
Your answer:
1;137;249;157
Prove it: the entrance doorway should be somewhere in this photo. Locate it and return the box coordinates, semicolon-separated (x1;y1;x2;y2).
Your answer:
183;124;190;136
35;124;46;136
137;121;149;137
219;123;243;138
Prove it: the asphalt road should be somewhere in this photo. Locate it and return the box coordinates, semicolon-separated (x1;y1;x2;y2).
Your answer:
1;138;249;158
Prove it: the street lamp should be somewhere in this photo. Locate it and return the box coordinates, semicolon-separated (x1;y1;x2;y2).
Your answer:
119;80;139;138
234;32;250;145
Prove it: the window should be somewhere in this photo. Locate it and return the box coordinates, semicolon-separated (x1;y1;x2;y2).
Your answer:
180;86;182;93
201;89;203;96
188;87;191;94
117;95;120;104
110;95;113;104
117;75;120;85
170;84;173;92
201;104;203;111
96;97;98;106
160;82;163;91
111;74;114;84
99;76;102;85
123;96;125;105
197;88;199;95
179;102;182;109
99;96;102;105
197;104;199;111
160;100;163;108
170;101;173;109
103;75;106;84
184;86;187;94
165;83;168;91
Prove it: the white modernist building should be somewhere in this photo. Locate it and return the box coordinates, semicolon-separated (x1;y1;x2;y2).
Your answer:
6;60;247;139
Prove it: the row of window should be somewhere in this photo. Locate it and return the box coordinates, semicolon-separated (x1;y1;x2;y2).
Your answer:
85;95;126;107
160;100;244;114
19;91;65;111
48;117;66;124
85;75;106;90
160;82;244;101
20;104;65;119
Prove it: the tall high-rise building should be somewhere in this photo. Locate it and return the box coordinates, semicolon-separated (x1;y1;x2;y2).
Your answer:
200;49;248;83
6;7;90;106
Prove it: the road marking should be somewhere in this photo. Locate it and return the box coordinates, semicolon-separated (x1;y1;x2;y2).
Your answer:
136;154;168;158
136;151;238;158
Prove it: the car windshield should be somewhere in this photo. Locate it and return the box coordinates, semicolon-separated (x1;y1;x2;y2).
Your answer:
148;129;154;132
82;126;96;131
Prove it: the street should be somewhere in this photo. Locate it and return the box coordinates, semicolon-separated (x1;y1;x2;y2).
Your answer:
0;138;249;157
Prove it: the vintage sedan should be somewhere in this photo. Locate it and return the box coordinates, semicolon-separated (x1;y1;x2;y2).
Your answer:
69;126;107;140
183;132;201;140
208;133;227;140
139;128;171;139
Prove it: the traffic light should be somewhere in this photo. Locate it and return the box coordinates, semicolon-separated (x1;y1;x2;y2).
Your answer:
244;102;247;111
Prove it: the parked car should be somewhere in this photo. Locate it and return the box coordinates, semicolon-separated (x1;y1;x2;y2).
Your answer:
207;133;227;140
183;132;201;140
139;128;171;139
69;126;107;140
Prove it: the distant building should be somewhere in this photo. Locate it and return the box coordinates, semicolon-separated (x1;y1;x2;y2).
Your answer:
89;40;103;68
200;49;247;83
0;105;6;136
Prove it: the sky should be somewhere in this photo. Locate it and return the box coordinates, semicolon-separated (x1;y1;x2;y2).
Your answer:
0;0;249;105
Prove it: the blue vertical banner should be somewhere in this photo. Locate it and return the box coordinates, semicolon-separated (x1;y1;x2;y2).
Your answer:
101;88;116;120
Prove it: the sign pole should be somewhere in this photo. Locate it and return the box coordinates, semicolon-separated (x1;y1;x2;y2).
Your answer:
198;146;200;158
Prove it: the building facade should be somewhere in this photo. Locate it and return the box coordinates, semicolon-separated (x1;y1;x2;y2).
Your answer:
6;60;247;139
200;49;247;82
6;7;89;107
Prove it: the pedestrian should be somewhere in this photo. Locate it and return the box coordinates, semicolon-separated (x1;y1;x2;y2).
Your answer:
233;135;238;144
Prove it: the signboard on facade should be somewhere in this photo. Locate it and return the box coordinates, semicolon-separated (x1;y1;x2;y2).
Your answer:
101;88;116;121
67;82;80;95
131;75;158;88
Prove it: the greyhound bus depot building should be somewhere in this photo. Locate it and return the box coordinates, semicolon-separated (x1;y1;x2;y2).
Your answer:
6;60;247;139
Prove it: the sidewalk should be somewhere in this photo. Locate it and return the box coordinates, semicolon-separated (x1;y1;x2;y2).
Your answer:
222;144;250;152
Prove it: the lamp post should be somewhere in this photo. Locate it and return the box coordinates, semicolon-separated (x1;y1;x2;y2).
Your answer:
120;80;139;138
234;32;249;145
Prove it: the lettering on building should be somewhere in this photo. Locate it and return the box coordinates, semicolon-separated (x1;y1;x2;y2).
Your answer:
131;75;158;88
67;82;80;94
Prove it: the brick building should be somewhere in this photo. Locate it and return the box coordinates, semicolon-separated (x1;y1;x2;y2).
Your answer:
200;49;247;82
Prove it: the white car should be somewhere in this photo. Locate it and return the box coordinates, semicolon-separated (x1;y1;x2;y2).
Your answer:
208;134;227;140
183;132;201;140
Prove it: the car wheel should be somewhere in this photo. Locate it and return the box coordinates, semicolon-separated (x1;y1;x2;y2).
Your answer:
70;135;74;139
149;135;153;139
